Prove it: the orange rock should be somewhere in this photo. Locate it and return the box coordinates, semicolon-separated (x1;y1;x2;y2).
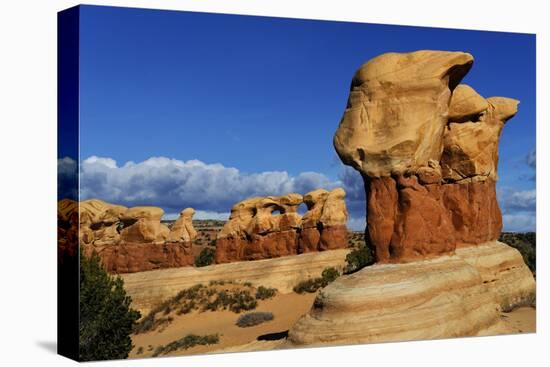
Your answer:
367;175;502;263
82;241;194;273
298;227;321;253
319;225;348;251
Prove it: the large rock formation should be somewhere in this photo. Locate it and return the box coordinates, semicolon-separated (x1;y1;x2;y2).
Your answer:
215;189;349;264
288;50;535;347
59;199;198;273
288;242;535;346
333;50;518;263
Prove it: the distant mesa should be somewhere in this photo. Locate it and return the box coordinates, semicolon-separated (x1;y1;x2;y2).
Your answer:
215;188;349;263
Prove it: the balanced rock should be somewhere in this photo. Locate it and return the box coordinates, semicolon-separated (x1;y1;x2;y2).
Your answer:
167;208;198;243
283;50;535;350
334;50;517;263
215;189;349;264
119;206;169;244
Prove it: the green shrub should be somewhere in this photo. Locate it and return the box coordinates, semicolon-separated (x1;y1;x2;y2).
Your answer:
255;286;277;300
152;334;219;357
499;232;536;273
79;252;141;361
135;282;261;332
293;267;340;294
344;246;375;274
236;312;274;327
321;267;340;282
195;247;216;267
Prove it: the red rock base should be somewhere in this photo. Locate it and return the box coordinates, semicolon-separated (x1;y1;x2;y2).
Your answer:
367;175;502;263
82;241;194;273
215;225;348;264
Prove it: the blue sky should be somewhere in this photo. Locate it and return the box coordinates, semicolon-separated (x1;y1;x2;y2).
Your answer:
71;5;536;231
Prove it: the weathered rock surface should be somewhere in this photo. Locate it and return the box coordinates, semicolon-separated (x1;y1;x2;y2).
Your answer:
81;241;194;274
58;198;198;273
215;189;349;263
288;242;535;346
441;94;519;182
167;208;198;243
334;50;474;178
333;50;519;262
121;248;351;314
455;243;535;311
367;175;502;262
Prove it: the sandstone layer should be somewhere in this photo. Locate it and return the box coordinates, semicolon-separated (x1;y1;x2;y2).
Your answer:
367;175;502;262
215;188;348;263
333;50;519;262
288;242;535;346
121;248;350;314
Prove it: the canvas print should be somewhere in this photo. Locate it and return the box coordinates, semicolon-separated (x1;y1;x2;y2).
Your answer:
57;5;536;362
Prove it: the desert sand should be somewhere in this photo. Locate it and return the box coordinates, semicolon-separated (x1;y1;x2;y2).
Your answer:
129;290;317;358
499;307;536;334
129;285;534;359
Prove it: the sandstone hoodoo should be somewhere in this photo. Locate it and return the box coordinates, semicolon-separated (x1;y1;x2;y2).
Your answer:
215;188;349;264
60;199;198;273
288;50;535;347
333;50;518;263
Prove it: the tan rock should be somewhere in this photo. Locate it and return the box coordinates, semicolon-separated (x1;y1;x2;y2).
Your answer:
455;242;535;311
319;188;348;227
441;88;519;181
80;199;115;222
120;218;168;244
301;189;329;228
115;205;167;244
120;206;164;222
92;224;120;246
218;197;263;239
167;208;198;242
334;50;473;177
247;198;285;235
288;241;534;346
448;84;489;121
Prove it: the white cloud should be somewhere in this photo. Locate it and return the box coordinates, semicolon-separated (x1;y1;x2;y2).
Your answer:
498;186;536;232
76;156;341;216
502;213;536;232
498;188;536;212
526;148;536;169
347;216;366;231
